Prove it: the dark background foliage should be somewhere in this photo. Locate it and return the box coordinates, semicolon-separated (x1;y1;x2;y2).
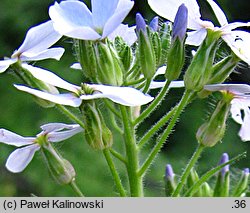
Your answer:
0;0;249;196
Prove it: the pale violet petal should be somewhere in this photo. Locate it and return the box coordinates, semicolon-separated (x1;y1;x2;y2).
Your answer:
230;99;244;124
47;126;83;142
14;85;82;107
92;0;119;30
102;0;134;38
154;66;166;77
186;29;207;46
148;0;202;30
5;144;40;173
238;109;250;142
206;0;228;26
220;22;250;33
149;81;166;89
150;80;185;89
22;64;80;93
204;84;250;94
108;24;137;46
41;123;81;133
0;129;35;147
49;1;101;40
80;84;153;106
0;58;17;73
20;47;65;61
70;63;82;70
222;31;250;64
12;21;62;57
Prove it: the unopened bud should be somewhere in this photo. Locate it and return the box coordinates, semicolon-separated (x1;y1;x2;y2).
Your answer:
213;153;230;197
165;4;187;81
187;167;202;196
164;164;177;196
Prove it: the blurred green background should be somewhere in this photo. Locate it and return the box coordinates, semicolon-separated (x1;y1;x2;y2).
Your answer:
0;0;250;196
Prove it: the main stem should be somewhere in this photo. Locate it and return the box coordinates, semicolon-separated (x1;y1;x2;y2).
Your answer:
120;106;143;197
172;144;205;197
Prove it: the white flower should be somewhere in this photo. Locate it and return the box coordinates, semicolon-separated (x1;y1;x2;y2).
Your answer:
204;84;250;142
49;0;134;40
148;0;250;64
14;64;153;107
0;21;65;73
0;123;83;173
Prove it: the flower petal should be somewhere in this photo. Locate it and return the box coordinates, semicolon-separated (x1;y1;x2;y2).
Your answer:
14;85;82;107
238;109;250;141
41;123;81;133
222;30;250;64
5;144;40;173
49;1;101;40
108;24;137;46
148;0;202;30
80;84;153;106
102;0;134;38
206;0;228;26
150;80;185;89
22;64;80;93
204;84;250;95
70;63;82;70
92;0;119;30
0;129;35;147
186;28;207;46
230;99;245;124
20;48;65;61
0;58;17;73
47;125;83;142
12;21;62;58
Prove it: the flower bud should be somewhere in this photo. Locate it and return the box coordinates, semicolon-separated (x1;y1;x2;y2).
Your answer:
196;96;232;147
232;168;249;196
184;29;222;91
213;153;230;197
136;13;156;80
164;164;177;196
165;4;188;81
201;182;213;197
149;16;159;32
94;41;124;86
41;143;76;185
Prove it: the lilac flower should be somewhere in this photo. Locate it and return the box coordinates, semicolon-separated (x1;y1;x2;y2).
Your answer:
0;123;83;173
14;64;153;107
0;21;64;73
49;0;134;40
204;84;250;141
148;0;250;64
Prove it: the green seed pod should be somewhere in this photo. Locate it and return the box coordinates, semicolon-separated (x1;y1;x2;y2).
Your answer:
41;143;76;185
82;100;113;150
